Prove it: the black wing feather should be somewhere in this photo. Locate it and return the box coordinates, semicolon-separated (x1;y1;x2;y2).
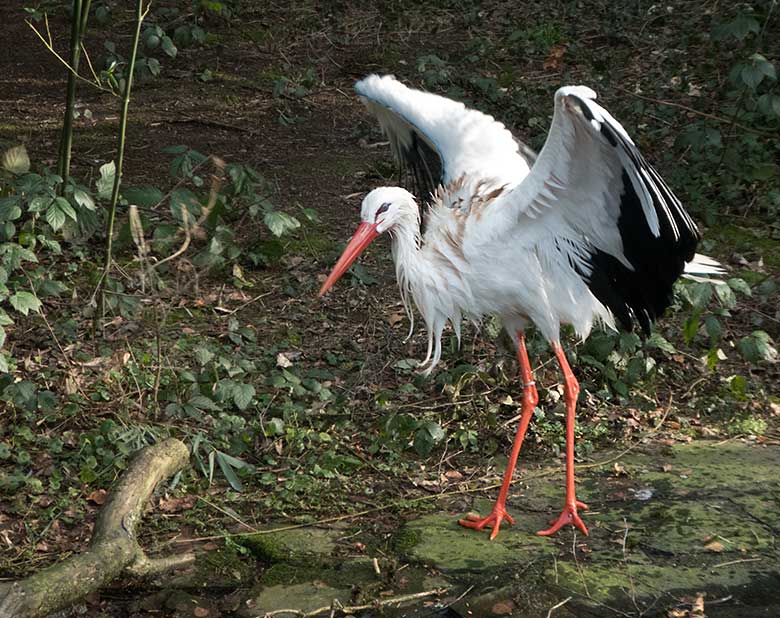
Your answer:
567;95;700;334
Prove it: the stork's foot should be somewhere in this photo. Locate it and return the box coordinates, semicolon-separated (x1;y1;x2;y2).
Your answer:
458;504;515;540
537;500;589;536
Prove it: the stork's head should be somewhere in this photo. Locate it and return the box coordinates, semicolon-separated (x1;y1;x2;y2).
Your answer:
319;187;417;297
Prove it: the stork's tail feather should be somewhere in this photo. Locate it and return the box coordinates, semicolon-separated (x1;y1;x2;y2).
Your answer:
685;253;724;274
683;253;725;283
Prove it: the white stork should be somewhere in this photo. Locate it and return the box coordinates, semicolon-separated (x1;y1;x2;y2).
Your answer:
319;74;721;539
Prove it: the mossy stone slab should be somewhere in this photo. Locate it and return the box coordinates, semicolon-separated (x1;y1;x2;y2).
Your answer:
239;581;349;617
161;547;254;590
241;524;340;565
625;499;774;554
632;442;780;492
548;560;780;616
400;510;554;573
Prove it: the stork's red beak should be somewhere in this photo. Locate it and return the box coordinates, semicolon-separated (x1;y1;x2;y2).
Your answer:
319;222;379;297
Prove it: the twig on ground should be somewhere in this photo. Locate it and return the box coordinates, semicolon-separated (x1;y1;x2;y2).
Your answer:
259;588;448;617
546;596;572;618
712;557;762;569
197;496;258;532
219;291;274;316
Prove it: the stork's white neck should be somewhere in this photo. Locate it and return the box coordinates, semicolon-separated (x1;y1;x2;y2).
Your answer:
388;210;463;375
389;214;422;327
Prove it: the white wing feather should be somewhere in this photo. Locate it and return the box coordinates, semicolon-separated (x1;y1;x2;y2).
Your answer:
480;86;697;269
355;74;532;191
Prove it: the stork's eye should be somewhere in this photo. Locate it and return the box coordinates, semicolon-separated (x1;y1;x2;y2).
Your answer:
375;202;391;219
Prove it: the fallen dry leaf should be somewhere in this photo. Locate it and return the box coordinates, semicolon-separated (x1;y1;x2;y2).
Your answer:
692;593;705;616
276;352;293;368
491;601;515;615
159;495;198;513
703;538;725;552
87;489;108;505
543;44;567;70
387;311;405;327
613;462;628;476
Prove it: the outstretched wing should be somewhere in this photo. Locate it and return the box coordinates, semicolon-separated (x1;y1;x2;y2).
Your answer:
355;74;534;201
484;86;700;333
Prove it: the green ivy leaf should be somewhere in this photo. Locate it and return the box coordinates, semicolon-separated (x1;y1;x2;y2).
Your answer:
738;331;778;363
96;161;116;199
233;383;255;411
712;14;760;41
715;283;737;309
751;53;777;79
413;421;445;456
188;394;221;411
170;188;200;222
727;278;752;297
740;55;774;89
0;198;21;222
729;374;747;397
123;185;163;208
683;314;700;344
0;308;13;325
704;315;722;342
424;421;445;443
194;346;215;366
646;333;676;354
686;282;713;309
45;203;66;231
73;188;96;211
147;57;161;77
757;93;780;118
264;211;300;237
161;35;177;57
266;417;285;436
29;195;51;213
54;196;77;221
9;291;41;315
300;207;320;223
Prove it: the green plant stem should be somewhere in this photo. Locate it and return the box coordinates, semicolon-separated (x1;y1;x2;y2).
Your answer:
96;0;150;326
56;0;92;190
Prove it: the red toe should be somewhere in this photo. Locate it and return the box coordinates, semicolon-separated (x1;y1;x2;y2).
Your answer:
537;502;588;536
459;505;515;540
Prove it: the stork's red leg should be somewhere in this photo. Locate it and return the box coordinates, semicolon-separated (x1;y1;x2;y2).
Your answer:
459;332;538;540
538;343;589;536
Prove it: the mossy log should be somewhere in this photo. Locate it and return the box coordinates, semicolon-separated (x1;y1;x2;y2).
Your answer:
0;438;193;618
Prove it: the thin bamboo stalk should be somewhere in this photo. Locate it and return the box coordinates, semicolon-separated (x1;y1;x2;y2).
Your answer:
56;0;92;189
97;0;151;324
